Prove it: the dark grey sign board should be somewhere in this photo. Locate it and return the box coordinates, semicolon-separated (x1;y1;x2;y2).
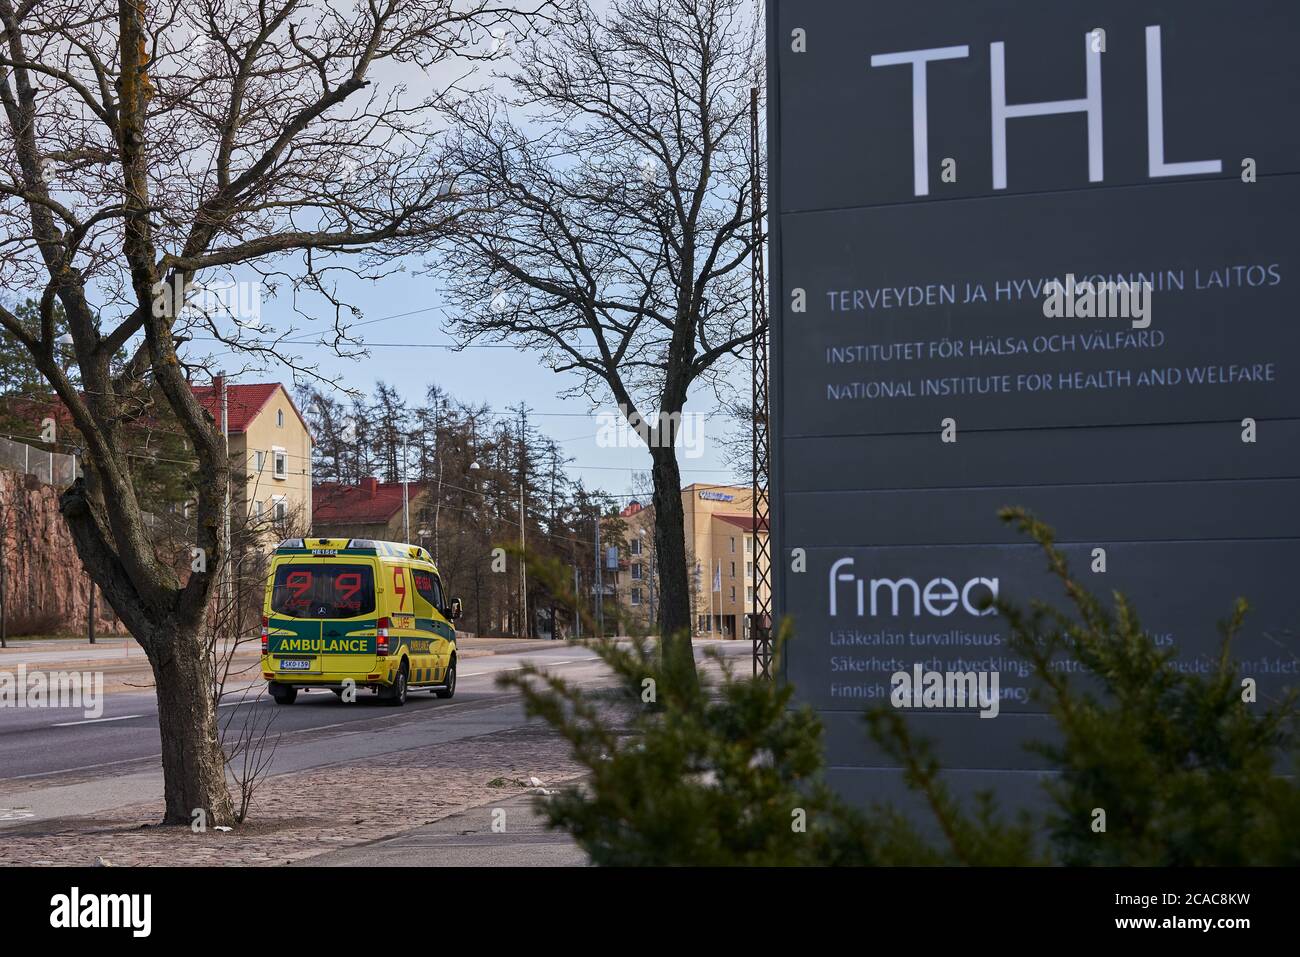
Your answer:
766;0;1300;811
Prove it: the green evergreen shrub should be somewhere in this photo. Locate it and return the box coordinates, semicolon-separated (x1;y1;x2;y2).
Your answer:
503;511;1300;865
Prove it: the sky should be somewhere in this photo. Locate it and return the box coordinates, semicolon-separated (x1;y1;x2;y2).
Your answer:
241;271;749;501
167;1;758;502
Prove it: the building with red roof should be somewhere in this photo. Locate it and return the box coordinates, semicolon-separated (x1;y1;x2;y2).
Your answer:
312;477;431;544
194;377;314;536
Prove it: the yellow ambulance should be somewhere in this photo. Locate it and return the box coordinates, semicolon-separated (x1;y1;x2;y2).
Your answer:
260;538;462;706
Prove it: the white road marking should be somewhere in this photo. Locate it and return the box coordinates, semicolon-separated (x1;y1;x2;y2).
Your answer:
3;653;611;785
51;714;144;727
218;696;271;708
286;721;349;735
6;752;162;780
461;659;588;678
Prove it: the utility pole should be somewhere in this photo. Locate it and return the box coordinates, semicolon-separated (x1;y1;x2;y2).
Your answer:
548;444;560;640
402;437;410;543
647;530;656;627
573;565;581;639
519;481;527;636
434;455;444;562
594;513;604;638
518;408;527;638
218;372;232;607
433;393;442;562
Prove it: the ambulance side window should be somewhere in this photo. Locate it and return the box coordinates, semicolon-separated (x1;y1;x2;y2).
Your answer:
413;569;443;614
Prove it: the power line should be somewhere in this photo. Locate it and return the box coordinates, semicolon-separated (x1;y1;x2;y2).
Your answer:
0;390;741;480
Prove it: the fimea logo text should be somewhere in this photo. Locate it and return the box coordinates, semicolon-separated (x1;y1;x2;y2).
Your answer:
828;558;998;617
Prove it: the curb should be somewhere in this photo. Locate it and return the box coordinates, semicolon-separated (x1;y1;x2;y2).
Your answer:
0;638;558;674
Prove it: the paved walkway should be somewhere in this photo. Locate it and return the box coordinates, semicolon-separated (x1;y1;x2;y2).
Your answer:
299;787;588;867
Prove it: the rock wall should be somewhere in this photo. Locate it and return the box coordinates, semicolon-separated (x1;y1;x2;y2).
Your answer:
0;468;127;637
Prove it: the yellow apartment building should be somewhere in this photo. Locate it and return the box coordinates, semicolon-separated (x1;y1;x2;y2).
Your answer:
613;483;769;639
194;378;314;540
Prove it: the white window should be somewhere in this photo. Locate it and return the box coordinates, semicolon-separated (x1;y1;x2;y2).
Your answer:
730;536;736;553
630;538;642;556
276;409;285;428
746;586;754;604
272;447;287;479
254;450;265;472
729;585;736;602
272;496;287;521
746;561;753;578
631;587;642;606
632;563;642;580
253;500;263;519
745;535;752;554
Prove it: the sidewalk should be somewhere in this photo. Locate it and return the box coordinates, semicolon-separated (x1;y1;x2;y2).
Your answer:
0;724;586;866
0;637;148;669
299;786;588;867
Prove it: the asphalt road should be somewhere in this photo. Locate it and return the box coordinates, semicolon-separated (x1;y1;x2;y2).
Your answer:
0;640;750;832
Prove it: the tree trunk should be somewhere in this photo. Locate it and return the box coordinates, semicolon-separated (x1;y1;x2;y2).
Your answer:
650;447;697;685
60;478;235;827
147;623;236;826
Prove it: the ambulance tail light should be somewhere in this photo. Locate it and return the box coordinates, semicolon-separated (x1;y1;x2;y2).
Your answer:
377;617;391;656
260;617;269;655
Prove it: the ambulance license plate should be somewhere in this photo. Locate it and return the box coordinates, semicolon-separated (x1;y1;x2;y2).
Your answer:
279;659;312;671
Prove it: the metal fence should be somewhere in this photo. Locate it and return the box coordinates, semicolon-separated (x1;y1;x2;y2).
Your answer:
0;434;78;486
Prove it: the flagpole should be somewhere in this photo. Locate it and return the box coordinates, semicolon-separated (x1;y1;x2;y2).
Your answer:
711;559;718;637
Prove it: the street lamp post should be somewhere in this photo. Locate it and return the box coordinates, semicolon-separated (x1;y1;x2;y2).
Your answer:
639;527;656;630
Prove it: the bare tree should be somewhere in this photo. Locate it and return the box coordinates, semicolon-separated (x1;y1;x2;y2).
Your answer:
208;500;308;824
0;0;551;825
432;0;763;680
715;396;756;483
